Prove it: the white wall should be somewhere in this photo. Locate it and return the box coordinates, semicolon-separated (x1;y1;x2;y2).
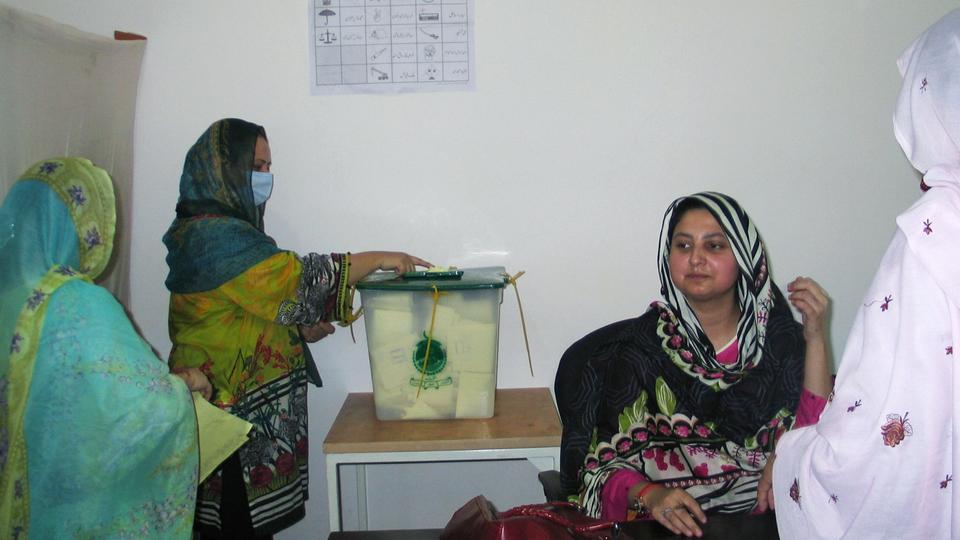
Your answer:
4;1;956;537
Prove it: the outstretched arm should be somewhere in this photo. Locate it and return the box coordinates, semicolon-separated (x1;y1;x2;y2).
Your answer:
348;251;432;285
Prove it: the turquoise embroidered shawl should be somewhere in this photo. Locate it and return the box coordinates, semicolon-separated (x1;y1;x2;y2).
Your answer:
0;158;198;538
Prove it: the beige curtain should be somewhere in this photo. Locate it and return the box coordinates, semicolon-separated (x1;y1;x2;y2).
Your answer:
0;4;145;307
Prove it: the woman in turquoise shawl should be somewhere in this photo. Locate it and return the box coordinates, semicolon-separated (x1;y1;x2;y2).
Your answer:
0;157;199;538
165;118;427;538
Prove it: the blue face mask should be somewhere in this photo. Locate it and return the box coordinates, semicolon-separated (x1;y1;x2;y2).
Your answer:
251;171;274;205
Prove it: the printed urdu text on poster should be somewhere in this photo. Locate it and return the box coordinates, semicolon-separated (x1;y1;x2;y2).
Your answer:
309;0;476;95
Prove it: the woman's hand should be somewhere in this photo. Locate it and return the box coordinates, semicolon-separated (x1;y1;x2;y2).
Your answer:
376;252;432;274
756;454;776;512
300;321;336;343
349;251;432;285
788;276;833;397
641;484;707;537
172;367;213;400
786;276;829;343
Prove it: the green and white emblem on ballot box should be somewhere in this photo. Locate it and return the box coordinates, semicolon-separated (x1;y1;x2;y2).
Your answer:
410;332;453;390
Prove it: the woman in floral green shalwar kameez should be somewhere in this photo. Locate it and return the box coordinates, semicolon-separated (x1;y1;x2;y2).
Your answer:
165;118;427;537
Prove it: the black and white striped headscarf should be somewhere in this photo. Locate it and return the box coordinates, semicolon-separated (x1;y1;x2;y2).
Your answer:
656;192;774;381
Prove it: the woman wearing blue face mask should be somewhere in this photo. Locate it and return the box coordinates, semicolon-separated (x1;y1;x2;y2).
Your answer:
164;118;429;538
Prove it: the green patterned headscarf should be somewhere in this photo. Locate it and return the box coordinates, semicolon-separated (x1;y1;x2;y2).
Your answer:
164;118;282;293
174;118;263;228
0;158;197;538
0;157;115;377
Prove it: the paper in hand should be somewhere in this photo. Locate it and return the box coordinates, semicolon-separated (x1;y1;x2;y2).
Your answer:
192;392;253;482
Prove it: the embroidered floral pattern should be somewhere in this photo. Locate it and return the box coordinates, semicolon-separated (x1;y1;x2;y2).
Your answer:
1;185;184;538
586;392;726;463
579;372;781;518
275;451;296;475
947;346;953;356
38;161;60;174
744;449;765;468
67;185;87;206
654;304;741;389
743;408;793;452
26;290;46;310
941;475;952;489
881;412;913;447
9;333;23;354
829;493;839;503
694;424;712;438
249;464;273;487
27;158;116;280
230;369;310;518
923;219;933;235
881;295;893;312
84;227;102;248
54;265;77;276
76;354;174;394
920;77;929;93
790;478;801;507
846;399;862;413
74;491;196;538
641;446;686;472
582;386;780;495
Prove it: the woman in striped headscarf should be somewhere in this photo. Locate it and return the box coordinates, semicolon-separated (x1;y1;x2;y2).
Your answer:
560;192;832;536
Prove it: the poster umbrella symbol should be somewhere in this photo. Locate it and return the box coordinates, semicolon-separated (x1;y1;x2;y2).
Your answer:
318;9;335;24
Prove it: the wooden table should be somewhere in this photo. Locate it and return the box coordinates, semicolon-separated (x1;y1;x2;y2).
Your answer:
323;388;562;531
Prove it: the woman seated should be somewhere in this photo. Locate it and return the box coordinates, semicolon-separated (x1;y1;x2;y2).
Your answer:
561;192;831;537
773;10;960;539
0;158;199;538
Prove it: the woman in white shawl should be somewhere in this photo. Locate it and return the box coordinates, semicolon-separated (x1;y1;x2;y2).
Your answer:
772;9;960;539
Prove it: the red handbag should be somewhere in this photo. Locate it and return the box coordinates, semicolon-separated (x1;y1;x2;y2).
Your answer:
439;495;631;540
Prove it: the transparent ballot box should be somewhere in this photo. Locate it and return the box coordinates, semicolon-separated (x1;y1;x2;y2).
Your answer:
356;267;507;420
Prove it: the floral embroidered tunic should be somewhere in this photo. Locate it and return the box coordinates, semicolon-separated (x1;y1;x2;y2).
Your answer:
773;14;960;538
168;251;348;534
571;301;805;519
